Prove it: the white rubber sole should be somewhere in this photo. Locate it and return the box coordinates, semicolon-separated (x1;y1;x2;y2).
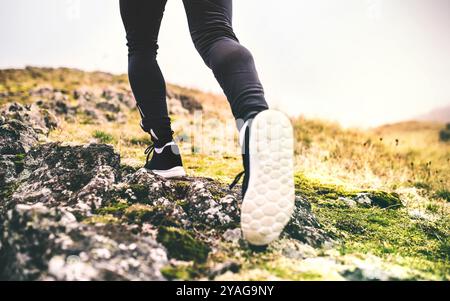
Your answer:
150;166;186;178
240;110;295;246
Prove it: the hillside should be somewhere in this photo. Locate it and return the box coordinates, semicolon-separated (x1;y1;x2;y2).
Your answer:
0;67;448;280
413;105;450;123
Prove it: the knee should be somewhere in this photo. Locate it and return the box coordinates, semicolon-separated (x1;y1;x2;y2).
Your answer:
126;36;159;58
207;40;255;73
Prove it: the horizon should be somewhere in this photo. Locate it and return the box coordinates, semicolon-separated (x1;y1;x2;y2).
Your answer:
3;64;449;129
1;0;449;127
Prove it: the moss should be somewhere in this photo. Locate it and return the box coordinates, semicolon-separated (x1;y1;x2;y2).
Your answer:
362;191;402;209
313;203;449;279
173;181;191;198
161;264;207;281
0;182;19;201
83;214;120;225
294;173;402;209
128;184;150;202
96;201;130;216
161;265;192;280
124;204;154;224
157;226;211;263
13;153;26;174
295;174;357;201
120;164;139;176
113;184;150;203
335;219;366;235
264;266;323;281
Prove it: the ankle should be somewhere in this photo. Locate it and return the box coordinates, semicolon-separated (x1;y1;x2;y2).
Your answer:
150;129;174;148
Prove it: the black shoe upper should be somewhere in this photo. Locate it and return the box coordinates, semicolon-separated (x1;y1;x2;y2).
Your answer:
144;142;184;171
143;129;184;171
230;119;252;197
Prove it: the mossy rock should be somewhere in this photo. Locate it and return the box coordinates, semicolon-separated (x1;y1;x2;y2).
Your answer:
361;191;402;209
83;214;120;225
13;153;26;174
96;201;130;216
157;226;210;263
128;184;150;202
161;264;207;281
124;204;154;224
0;182;19;202
294;174;402;209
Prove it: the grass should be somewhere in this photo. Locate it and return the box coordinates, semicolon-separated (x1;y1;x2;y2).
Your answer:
92;130;115;144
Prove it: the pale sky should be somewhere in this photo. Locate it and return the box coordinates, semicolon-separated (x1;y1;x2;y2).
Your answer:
1;0;449;127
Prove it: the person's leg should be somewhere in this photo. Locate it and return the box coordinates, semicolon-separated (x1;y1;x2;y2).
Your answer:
184;1;294;247
119;0;172;142
120;0;185;178
182;0;269;125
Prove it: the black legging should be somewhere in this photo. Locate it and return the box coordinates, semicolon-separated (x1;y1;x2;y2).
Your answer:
120;0;269;139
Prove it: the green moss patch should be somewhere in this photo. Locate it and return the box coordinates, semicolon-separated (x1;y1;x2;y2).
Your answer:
13;153;26;174
83;214;120;225
161;264;208;281
95;201;130;216
313;204;449;279
124;204;154;224
295;173;402;209
157;226;211;263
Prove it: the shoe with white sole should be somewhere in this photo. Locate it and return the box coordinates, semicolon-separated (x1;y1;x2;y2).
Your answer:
230;110;295;246
144;129;186;178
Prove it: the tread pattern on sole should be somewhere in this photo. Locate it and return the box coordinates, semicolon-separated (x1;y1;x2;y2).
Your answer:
241;110;295;246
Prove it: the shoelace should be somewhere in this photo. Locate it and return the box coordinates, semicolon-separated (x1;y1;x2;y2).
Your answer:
144;144;155;165
229;171;245;190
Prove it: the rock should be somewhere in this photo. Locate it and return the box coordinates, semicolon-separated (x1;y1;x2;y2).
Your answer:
284;196;333;247
168;98;189;115
223;228;242;243
36;98;77;118
29;85;55;98
1;102;58;135
96;100;121;113
408;209;435;221
185;180;239;228
11;143;120;216
338;197;357;208
166;91;203;113
102;88;135;109
355;191;402;209
208;261;241;279
0;155;22;186
73;88;96;102
279;240;318;260
0;202;167;280
0;119;38;155
340;255;411;281
354;193;372;207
